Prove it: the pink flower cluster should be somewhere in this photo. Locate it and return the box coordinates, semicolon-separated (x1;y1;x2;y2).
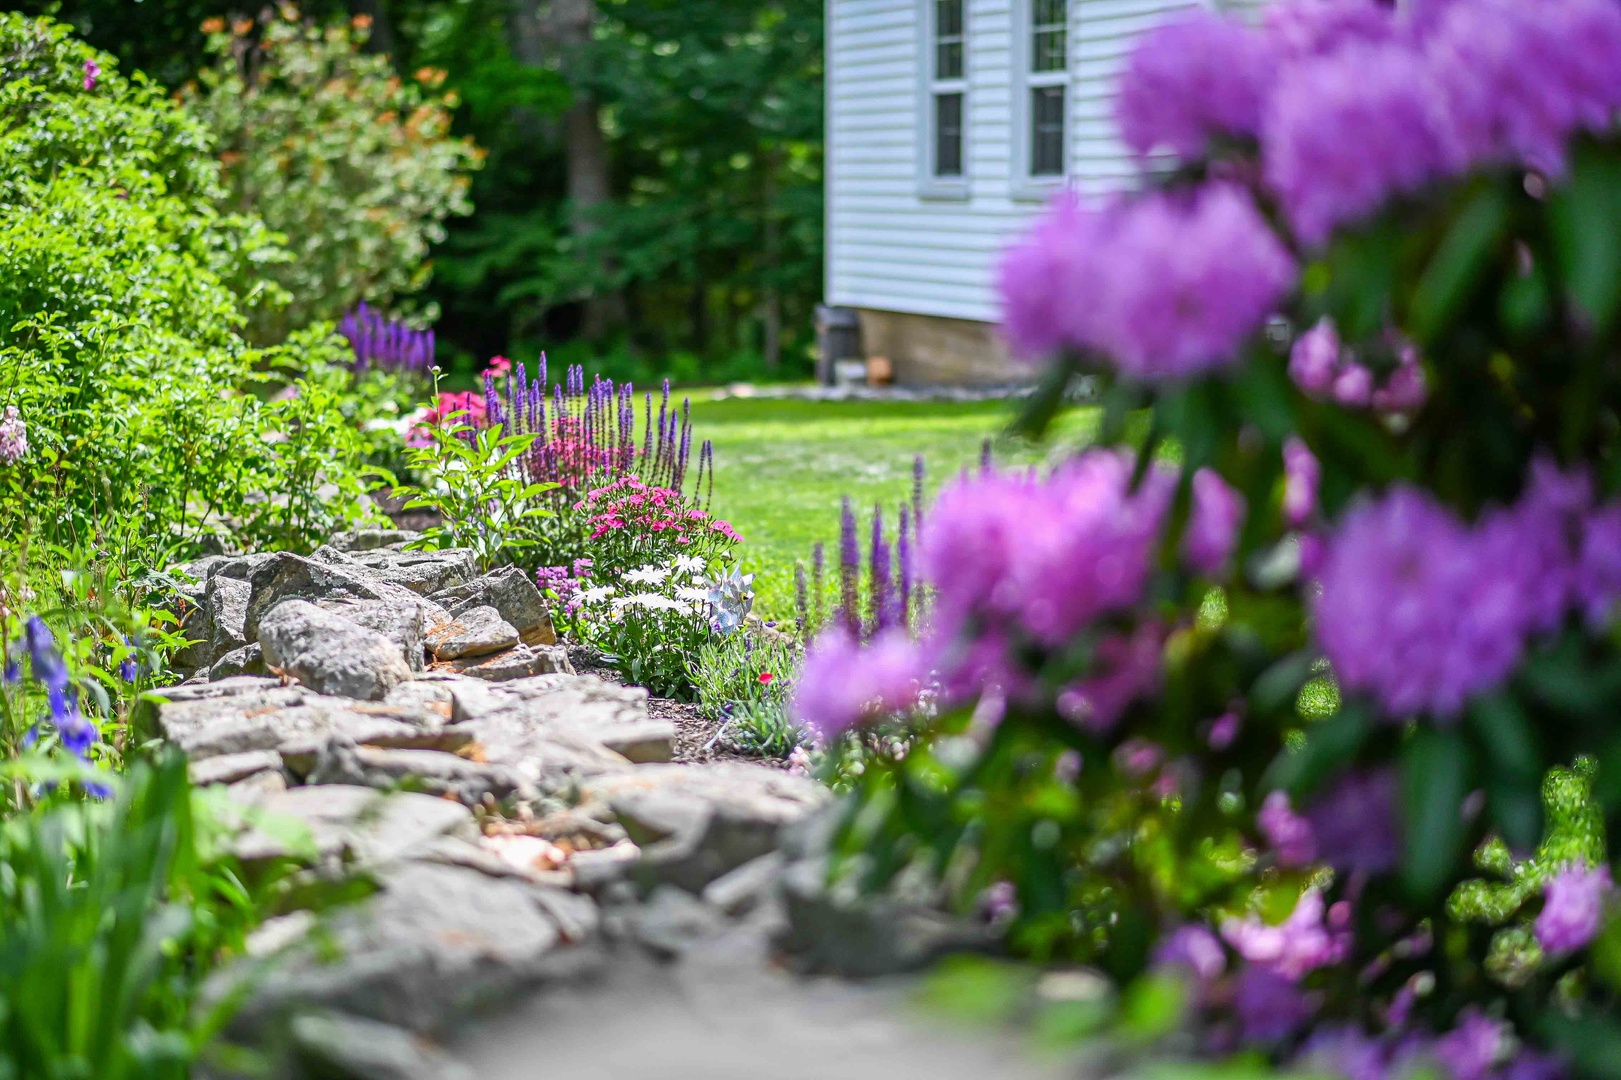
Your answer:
1000;185;1296;378
1315;460;1621;720
1116;0;1621;244
578;476;740;546
793;451;1247;736
407;391;487;447
1289;318;1428;414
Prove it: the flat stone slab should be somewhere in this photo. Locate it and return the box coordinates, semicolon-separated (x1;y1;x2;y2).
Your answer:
426;605;519;661
430;643;573;681
579;764;829;893
227;861;598;1036
225;784;478;867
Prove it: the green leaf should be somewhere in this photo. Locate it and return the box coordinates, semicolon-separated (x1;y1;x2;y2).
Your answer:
1408;182;1511;344
1548;141;1621;337
1264;701;1372;797
1466;691;1541;784
1399;727;1475;902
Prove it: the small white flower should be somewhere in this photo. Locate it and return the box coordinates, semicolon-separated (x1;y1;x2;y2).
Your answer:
675;586;710;603
672;555;706;575
615;592;683;612
624;566;669;586
577;586;616;605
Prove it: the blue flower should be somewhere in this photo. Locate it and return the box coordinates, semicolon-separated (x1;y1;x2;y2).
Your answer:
23;616;67;691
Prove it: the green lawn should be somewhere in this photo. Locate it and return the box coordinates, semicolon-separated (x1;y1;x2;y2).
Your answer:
691;394;1099;619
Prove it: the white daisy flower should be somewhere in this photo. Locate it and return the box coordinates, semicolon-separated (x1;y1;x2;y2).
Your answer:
672;554;706;575
675;586;710;603
577;586;616;605
614;592;683;612
624;565;669;586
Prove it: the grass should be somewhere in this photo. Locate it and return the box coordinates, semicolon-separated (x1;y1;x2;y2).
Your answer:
692;394;1099;619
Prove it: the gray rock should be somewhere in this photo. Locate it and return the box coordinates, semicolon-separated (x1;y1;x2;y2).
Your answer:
209;642;264;680
330;529;422;552
306;735;532;806
244;553;447;643
425;606;518;661
260;600;412;701
703;851;786;916
347;548;478;596
228;769;288;798
318;598;426;672
431;643;574;681
228;861;599;1035
429;567;556;646
290;1012;474;1080
189;749;283;788
625;885;728;959
207;575;252;661
209;552;279;582
580;764;828;894
170;600;214;674
226;784;477;867
777;857;996;977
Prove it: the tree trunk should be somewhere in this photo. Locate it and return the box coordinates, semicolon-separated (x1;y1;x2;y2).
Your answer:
761;156;782;370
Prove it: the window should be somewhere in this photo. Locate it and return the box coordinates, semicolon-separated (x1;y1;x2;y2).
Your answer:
1018;0;1068;187
926;0;968;185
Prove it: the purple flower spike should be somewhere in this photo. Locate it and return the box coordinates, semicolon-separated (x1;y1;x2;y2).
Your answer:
870;505;894;633
897;505;914;630
839;498;862;639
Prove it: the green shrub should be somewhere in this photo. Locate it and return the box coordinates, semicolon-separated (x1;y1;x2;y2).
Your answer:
690;630;801;755
0;14;381;560
181;8;480;343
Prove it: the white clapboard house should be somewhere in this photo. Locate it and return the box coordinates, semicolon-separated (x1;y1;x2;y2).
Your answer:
825;0;1211;383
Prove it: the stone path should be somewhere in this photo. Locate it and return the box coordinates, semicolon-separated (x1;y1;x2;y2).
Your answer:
153;534;1049;1079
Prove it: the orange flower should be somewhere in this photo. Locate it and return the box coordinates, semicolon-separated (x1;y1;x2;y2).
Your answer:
201;16;225;34
351;12;373;30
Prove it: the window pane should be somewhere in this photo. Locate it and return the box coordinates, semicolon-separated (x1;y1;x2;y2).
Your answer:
1032;0;1066;72
1031;85;1064;176
935;92;964;177
934;0;965;78
1032;27;1066;72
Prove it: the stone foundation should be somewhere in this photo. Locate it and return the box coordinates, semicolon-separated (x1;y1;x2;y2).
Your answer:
853;308;1021;386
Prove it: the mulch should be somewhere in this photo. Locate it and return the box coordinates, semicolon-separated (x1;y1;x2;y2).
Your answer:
564;645;787;769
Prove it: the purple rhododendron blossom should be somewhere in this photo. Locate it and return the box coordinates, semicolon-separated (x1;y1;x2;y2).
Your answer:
1304;767;1400;874
1312;483;1576;720
1282;437;1320;528
998;186;1294;378
1234;965;1319;1044
1222;889;1348;980
997;192;1108;362
1576;501;1621;627
1185;468;1245;578
1425;0;1621;177
1534;863;1613;955
1289;318;1341;398
1263;41;1456;245
1258;791;1317;867
1116;10;1273;162
1154;923;1227;984
1262;0;1398;60
1056;623;1164;734
1431;1008;1507;1080
791;627;923;736
922;451;1172;649
1091;185;1296;379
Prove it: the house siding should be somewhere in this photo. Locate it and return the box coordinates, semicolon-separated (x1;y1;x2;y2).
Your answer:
826;0;1201;329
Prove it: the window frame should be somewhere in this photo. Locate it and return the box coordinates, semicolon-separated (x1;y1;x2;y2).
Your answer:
918;0;971;199
1011;0;1071;200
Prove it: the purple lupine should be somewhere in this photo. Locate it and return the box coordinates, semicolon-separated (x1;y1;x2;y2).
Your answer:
812;541;827;632
912;454;926;536
339;302;436;374
869;505;895;632
839;497;862;638
795;563;811;639
897;505;914;630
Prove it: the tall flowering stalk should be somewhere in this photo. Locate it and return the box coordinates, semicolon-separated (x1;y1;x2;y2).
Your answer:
339;302;435;374
483;357;712;509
